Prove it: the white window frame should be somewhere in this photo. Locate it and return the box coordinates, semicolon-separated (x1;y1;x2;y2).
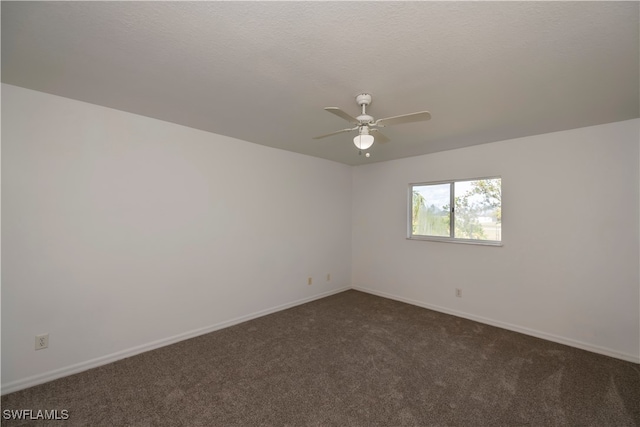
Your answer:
408;176;502;246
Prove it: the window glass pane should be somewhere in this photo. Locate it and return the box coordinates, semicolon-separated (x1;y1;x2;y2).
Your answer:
412;183;450;237
454;179;501;241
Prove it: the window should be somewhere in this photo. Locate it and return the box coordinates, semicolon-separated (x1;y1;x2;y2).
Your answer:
409;177;501;245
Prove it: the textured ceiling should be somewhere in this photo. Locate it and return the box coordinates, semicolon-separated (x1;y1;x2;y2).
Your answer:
2;1;638;165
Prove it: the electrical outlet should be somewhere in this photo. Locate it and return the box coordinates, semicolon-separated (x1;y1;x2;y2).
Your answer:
35;333;49;350
308;277;312;286
455;288;462;298
327;273;331;282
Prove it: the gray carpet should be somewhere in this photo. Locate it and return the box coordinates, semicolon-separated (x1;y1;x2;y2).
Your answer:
2;290;639;426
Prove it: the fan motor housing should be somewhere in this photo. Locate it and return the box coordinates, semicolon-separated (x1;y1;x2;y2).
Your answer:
357;114;374;124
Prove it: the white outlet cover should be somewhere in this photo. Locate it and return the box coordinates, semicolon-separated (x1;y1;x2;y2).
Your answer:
35;333;49;350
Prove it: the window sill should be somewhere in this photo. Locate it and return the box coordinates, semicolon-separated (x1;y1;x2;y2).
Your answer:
407;236;503;247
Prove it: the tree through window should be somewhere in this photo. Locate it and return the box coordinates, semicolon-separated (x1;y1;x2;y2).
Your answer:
410;177;501;244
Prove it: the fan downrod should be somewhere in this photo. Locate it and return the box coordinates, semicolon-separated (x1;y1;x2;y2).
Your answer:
355;94;373;124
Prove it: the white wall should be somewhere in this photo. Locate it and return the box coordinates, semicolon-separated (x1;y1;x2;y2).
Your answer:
352;119;640;362
2;83;639;395
1;84;352;392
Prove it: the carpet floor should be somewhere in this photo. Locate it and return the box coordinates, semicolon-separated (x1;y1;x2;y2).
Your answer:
2;290;639;426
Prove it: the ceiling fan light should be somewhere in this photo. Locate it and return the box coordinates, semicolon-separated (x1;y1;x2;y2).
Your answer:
353;134;374;150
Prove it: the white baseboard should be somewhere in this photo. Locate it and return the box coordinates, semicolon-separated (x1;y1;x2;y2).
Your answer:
1;287;350;395
4;284;636;395
352;286;640;364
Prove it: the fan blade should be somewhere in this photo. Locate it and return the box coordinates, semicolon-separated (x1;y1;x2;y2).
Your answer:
312;128;356;140
371;129;390;144
375;111;431;127
324;107;359;124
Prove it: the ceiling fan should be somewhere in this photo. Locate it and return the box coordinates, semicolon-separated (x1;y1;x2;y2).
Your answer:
313;93;431;153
